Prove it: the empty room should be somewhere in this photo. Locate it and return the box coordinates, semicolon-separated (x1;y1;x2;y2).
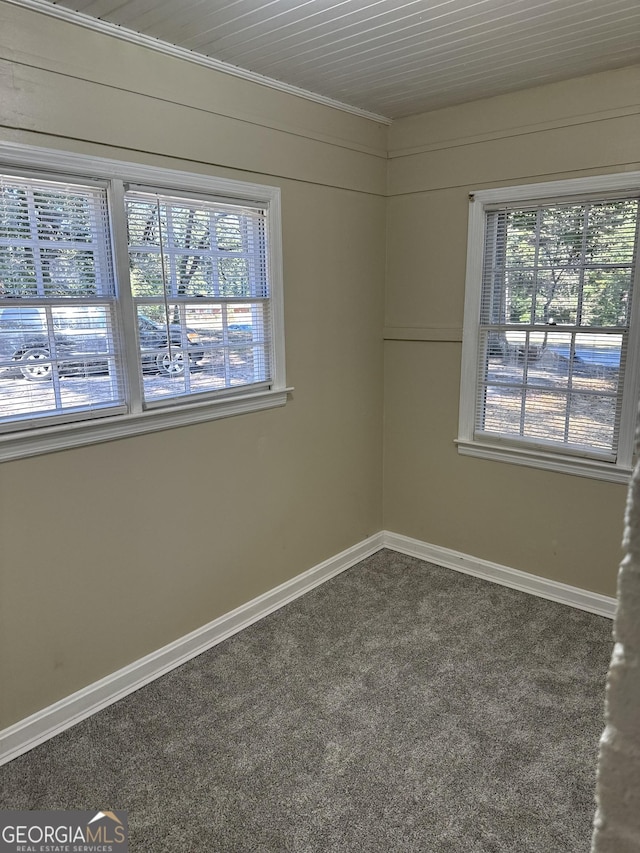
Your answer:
0;1;639;850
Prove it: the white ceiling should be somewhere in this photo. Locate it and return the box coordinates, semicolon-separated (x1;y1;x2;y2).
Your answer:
35;0;640;120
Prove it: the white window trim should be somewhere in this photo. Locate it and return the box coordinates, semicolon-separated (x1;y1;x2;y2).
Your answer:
457;170;640;485
0;141;290;462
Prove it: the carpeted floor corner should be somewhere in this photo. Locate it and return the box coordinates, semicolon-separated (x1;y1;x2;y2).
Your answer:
0;550;612;852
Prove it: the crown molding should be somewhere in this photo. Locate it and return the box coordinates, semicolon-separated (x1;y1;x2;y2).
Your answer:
3;0;392;126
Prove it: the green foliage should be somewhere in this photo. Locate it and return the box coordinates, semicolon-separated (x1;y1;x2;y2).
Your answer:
126;200;252;300
0;182;105;297
497;199;637;328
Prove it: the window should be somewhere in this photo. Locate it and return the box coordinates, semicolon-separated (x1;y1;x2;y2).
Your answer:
0;143;286;461
458;172;640;483
125;189;272;405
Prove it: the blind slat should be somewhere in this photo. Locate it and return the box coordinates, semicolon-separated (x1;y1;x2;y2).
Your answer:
476;196;640;457
124;189;272;406
0;173;125;427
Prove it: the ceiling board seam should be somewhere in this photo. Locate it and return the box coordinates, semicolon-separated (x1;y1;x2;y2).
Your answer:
178;0;373;54
235;0;621;75
310;19;640;89
292;23;639;90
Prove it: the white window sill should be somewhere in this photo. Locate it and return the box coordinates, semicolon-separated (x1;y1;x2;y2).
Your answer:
455;438;632;484
0;387;292;462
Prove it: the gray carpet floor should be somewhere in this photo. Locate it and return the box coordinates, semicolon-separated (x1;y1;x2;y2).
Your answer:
0;549;613;852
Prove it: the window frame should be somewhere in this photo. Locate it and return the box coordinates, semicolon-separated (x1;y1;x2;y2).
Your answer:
457;171;640;484
0;142;288;462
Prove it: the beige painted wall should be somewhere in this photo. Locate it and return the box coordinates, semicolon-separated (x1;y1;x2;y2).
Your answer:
384;66;640;598
0;3;386;728
1;0;638;732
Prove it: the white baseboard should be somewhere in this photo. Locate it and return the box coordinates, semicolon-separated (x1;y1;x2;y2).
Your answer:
0;529;617;766
381;530;617;619
0;533;385;767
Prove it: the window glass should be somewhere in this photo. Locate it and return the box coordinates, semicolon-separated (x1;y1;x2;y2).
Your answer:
476;198;638;458
0;175;124;426
459;177;640;480
125;191;271;406
0;158;283;454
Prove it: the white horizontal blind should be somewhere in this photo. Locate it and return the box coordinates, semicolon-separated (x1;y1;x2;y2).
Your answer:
476;197;640;458
0;174;125;429
125;190;272;405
